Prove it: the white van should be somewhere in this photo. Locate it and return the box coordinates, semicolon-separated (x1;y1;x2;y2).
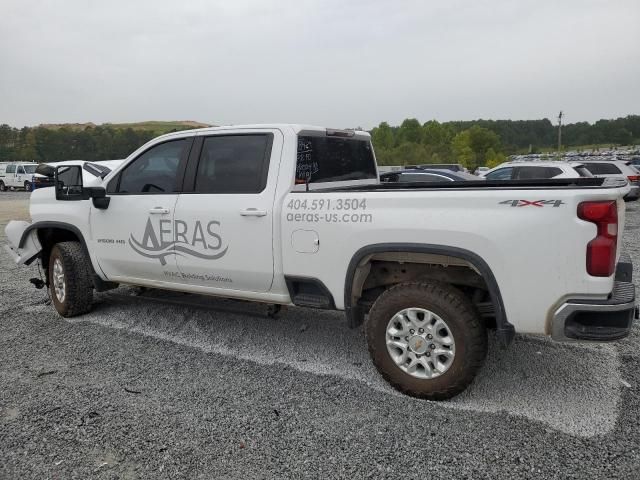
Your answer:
0;162;39;191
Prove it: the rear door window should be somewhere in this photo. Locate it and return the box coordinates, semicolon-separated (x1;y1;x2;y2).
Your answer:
296;136;377;184
194;134;272;194
583;163;622;175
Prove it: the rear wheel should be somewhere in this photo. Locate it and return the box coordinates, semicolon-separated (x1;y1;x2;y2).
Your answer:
0;181;5;192
365;281;487;400
48;242;94;317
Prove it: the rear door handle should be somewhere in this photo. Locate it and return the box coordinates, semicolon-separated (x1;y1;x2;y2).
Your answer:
240;208;267;217
149;207;170;215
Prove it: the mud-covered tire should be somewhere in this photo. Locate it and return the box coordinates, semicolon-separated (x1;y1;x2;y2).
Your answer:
48;241;94;317
0;181;5;192
365;281;487;400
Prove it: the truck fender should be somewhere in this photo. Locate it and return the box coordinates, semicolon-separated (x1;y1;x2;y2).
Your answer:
344;243;516;347
4;220;42;265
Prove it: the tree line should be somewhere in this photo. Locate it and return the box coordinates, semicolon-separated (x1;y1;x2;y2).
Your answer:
0;115;638;171
0;124;191;164
371;115;640;169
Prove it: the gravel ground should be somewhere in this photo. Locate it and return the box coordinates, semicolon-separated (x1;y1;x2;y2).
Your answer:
1;193;639;479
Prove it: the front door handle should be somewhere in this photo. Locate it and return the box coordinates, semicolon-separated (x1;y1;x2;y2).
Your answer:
149;207;170;215
240;208;267;217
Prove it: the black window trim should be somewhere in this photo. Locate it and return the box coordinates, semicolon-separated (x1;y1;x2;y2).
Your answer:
107;137;194;195
182;132;275;194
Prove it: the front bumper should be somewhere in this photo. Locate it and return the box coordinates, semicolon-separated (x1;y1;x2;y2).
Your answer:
551;254;638;342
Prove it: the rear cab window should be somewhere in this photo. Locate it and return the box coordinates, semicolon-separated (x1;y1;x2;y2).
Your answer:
295;131;378;189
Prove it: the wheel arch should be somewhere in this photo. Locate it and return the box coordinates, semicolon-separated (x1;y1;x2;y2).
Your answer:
344;243;515;346
19;221;99;282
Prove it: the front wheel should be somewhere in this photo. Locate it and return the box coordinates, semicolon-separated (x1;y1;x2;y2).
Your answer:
365;281;487;400
24;181;32;191
48;242;94;317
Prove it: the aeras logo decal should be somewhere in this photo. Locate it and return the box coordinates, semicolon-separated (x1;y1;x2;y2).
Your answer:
129;218;228;265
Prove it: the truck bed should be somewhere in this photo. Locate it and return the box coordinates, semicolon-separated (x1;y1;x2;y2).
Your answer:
306;177;606;193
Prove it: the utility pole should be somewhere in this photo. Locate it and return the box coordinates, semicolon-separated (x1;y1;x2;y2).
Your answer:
557;111;563;154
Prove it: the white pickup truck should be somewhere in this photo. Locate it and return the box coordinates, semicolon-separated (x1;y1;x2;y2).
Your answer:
4;125;638;399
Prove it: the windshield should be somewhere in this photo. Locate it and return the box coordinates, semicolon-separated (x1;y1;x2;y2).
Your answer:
296;135;377;184
23;164;37;174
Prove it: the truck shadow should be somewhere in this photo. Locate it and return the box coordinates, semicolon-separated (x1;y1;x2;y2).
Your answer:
85;286;622;438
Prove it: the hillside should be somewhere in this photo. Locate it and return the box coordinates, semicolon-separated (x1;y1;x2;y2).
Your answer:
38;120;212;134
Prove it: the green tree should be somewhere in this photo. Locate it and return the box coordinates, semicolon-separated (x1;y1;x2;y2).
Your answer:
397;118;424;144
484;148;507;168
452;126;501;170
422;120;453;146
371;122;395;150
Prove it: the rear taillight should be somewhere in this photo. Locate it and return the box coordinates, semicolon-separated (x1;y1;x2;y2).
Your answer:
627;175;640;183
577;201;618;277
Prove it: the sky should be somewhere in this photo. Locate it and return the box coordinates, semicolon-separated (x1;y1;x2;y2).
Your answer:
1;0;639;129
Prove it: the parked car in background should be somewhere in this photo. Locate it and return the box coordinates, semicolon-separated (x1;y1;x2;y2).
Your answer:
0;162;39;191
474;166;489;176
406;163;467;173
580;160;639;200
32;160;125;190
483;161;593;181
380;168;482;183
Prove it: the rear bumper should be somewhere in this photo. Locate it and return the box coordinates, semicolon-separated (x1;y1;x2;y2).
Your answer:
551;254;637;342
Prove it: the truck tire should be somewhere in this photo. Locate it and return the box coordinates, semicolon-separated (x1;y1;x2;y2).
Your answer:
24;181;32;191
365;281;487;400
0;181;5;192
48;242;94;317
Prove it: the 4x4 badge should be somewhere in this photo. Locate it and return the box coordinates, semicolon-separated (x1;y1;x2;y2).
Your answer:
499;200;565;207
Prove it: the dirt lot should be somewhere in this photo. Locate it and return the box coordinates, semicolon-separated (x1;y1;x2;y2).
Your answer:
1;191;639;479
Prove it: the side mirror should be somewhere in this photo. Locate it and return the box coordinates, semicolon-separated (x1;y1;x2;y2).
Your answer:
55;165;110;209
86;186;110;209
55;165;84;201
